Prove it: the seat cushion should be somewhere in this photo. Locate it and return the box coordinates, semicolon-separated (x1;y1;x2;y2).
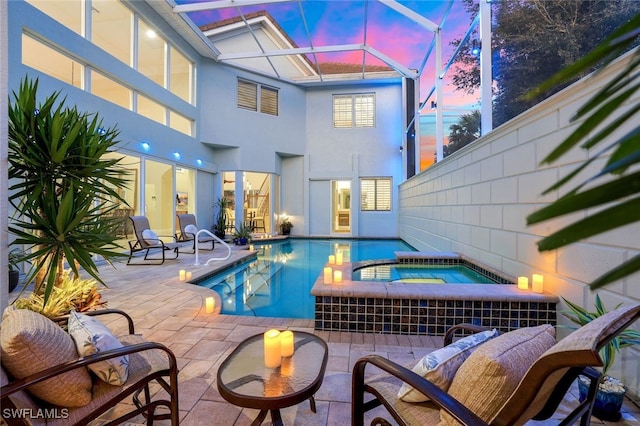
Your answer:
439;324;556;425
68;311;129;385
0;306;93;407
398;328;499;402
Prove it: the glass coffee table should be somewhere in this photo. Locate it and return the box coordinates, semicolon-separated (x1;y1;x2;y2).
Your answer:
216;331;328;426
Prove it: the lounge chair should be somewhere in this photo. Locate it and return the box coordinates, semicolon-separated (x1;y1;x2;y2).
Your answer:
352;303;640;426
127;216;181;265
176;213;215;251
1;308;179;425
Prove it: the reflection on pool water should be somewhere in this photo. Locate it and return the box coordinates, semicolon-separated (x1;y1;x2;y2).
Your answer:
195;238;415;319
352;264;499;284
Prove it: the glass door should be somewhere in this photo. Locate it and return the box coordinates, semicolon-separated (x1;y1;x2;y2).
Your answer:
144;159;174;235
332;180;351;233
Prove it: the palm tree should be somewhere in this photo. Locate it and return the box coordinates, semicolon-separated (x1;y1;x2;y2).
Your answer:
8;77;130;304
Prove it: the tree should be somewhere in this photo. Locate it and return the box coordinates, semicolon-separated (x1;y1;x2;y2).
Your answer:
445;110;481;158
449;0;640;126
8;78;129;304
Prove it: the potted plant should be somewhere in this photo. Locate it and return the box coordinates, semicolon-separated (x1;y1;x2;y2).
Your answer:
280;216;293;236
561;295;640;421
8;248;23;293
213;197;231;240
233;223;253;246
8;77;129;307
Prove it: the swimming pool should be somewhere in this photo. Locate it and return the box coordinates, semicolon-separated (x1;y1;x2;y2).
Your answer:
195;238;415;318
352;264;499;284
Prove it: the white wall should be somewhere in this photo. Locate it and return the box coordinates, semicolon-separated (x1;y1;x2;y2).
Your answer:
399;52;640;395
305;82;404;237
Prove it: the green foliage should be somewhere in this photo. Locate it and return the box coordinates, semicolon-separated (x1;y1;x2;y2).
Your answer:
525;15;640;289
233;223;253;242
8;77;129;304
214;197;231;233
561;295;640;374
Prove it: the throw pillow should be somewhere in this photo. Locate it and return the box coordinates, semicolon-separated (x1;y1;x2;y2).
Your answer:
0;306;92;407
142;229;159;246
184;224;198;236
398;328;499;402
68;311;130;386
439;324;556;425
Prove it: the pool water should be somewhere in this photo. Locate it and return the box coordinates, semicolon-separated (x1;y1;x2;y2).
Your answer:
352;264;498;284
196;238;414;318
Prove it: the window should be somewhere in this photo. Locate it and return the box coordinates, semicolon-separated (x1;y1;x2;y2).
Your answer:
26;0;83;35
360;178;391;211
138;19;166;87
169;111;193;136
90;70;132;110
334;94;375;128
137;94;166;125
169;46;193;103
237;79;279;116
22;34;84;88
92;0;132;66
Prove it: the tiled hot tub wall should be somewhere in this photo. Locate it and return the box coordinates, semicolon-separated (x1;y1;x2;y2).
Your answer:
314;297;557;335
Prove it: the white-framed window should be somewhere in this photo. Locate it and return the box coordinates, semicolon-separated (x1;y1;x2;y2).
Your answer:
333;93;375;128
237;79;279;116
360;178;391;211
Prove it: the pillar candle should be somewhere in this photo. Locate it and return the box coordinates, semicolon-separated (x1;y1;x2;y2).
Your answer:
334;270;343;283
186;271;192;280
336;251;343;265
205;297;215;313
532;274;544;293
179;270;186;281
517;276;528;290
280;330;294;357
328;255;336;264
264;329;281;368
324;267;333;284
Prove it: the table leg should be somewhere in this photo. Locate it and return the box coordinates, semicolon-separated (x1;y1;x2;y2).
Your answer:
250;410;268;426
270;409;283;426
309;395;317;413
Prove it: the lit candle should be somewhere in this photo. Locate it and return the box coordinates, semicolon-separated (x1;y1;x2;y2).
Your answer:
532;274;544;293
205;296;215;313
249;244;254;251
334;270;343;283
328;255;336;264
186;271;192;281
264;329;281;368
517;276;528;290
336;251;343;265
179;270;186;281
280;330;294;357
323;267;333;284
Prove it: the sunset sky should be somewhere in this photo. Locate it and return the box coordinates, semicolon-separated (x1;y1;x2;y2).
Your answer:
180;0;481;169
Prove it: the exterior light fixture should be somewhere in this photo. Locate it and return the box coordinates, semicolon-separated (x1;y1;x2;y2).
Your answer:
471;40;480;57
173;152;181;160
141;142;150;152
196;159;203;166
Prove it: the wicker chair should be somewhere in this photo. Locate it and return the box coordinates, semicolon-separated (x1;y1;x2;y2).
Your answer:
1;308;179;425
127;216;181;265
176;213;215;251
352;304;640;426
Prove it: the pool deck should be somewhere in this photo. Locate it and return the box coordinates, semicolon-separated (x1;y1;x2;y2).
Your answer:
6;240;640;425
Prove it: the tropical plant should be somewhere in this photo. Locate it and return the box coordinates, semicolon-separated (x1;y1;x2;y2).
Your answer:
8;77;129;305
280;216;293;235
8;248;24;273
525;15;640;290
14;269;106;320
561;295;640;375
233;223;253;244
213;197;231;237
445;110;481;158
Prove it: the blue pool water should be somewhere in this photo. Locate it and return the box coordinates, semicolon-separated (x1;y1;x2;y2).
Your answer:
352;264;497;284
196;238;414;318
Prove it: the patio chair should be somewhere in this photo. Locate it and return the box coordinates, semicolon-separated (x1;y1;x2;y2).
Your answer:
1;307;179;425
176;213;215;251
127;216;181;265
352;303;640;426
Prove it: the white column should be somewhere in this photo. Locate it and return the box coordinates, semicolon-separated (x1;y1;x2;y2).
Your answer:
435;28;444;162
480;0;493;135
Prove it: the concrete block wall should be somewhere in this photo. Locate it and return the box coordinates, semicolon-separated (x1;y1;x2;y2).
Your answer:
399;52;640;395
